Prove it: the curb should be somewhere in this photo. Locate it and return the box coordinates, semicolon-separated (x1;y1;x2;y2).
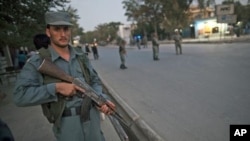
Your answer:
159;36;250;44
99;75;164;141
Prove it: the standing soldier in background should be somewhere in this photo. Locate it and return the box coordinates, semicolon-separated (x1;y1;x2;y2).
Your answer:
173;29;182;55
85;43;91;56
17;50;27;69
136;36;141;50
119;40;127;69
13;11;115;141
143;36;148;48
92;39;99;60
152;33;160;61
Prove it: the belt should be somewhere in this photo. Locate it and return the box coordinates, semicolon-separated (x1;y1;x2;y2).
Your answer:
62;106;81;117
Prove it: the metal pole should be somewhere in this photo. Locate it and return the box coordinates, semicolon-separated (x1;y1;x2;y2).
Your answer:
6;45;13;66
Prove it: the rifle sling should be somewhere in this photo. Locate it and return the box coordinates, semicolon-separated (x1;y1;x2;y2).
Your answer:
76;55;93;122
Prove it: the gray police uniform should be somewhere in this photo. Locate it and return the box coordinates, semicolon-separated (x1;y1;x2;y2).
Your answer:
119;44;127;69
13;46;106;141
152;36;159;60
173;33;182;55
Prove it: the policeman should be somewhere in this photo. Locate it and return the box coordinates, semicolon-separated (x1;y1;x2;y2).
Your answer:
92;40;99;60
119;40;127;69
152;32;160;60
173;29;182;55
13;11;115;141
85;43;91;56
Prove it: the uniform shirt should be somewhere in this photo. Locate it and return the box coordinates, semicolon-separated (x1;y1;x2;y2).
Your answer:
152;37;159;46
173;34;182;45
119;44;126;54
13;46;105;109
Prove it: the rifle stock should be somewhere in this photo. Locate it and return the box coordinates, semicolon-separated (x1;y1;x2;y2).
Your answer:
38;59;73;83
37;58;130;127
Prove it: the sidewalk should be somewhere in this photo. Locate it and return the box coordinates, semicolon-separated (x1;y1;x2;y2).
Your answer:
161;34;250;44
0;78;120;141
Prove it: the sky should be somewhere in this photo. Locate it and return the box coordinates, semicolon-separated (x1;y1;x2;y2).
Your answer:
69;0;248;32
69;0;130;31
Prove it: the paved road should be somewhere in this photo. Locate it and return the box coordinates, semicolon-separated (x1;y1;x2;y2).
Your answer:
91;43;250;141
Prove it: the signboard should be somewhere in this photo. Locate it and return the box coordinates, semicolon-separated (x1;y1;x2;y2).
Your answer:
217;14;237;23
216;4;234;15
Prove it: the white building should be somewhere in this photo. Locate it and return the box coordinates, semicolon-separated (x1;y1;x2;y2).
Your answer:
117;24;132;44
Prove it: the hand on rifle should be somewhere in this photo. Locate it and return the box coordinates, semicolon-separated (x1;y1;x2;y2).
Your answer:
55;83;86;97
97;100;115;115
56;83;115;115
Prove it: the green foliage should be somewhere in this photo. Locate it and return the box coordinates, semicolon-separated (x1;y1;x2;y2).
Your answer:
122;0;250;39
0;0;71;50
122;0;193;37
222;0;250;27
64;5;84;44
81;22;122;44
115;36;124;45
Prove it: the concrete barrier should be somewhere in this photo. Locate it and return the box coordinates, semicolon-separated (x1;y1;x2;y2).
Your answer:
100;76;165;141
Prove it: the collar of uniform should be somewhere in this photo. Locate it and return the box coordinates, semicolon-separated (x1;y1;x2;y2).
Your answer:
48;46;60;62
48;45;84;62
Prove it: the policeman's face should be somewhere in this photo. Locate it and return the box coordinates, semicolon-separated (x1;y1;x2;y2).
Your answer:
46;25;71;48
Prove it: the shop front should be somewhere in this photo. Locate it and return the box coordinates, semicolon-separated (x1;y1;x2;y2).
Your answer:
194;17;229;39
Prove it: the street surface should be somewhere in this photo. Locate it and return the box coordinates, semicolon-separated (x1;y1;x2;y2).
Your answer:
91;43;250;141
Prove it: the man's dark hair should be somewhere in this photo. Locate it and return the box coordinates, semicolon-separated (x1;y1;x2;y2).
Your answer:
33;34;50;50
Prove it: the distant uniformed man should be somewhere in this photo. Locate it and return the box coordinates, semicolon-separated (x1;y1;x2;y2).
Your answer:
119;40;127;69
92;41;99;60
143;36;148;48
173;29;182;55
136;36;141;50
85;43;91;56
13;11;115;141
152;32;160;60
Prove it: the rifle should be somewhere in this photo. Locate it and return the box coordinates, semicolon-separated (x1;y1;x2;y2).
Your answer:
37;58;129;128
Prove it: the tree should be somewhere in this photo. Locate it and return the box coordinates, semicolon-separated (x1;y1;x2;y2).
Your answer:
123;0;159;38
160;0;193;33
122;0;193;39
96;22;121;43
221;0;250;33
64;5;84;45
0;0;71;49
81;22;121;45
